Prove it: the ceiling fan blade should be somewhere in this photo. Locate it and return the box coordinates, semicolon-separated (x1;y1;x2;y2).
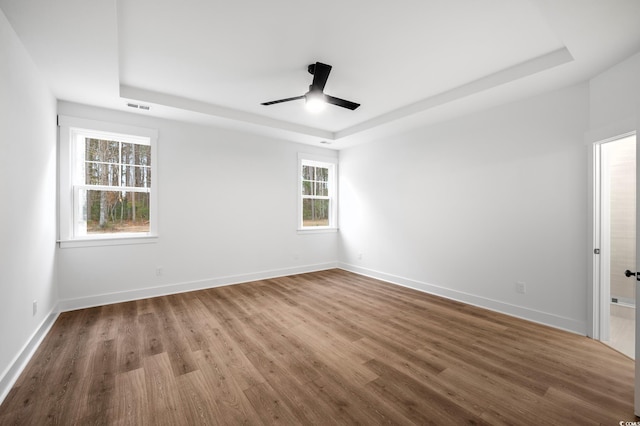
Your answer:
325;95;360;110
310;62;332;92
261;95;305;106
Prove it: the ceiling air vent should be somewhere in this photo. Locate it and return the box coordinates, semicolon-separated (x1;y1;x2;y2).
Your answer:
127;102;150;111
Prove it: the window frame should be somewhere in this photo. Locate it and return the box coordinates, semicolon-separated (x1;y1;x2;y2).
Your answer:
297;153;338;233
58;115;159;248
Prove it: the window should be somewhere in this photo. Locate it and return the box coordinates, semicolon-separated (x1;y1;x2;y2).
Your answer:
298;154;337;231
58;116;158;247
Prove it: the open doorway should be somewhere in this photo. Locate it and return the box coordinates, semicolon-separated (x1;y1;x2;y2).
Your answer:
595;134;636;358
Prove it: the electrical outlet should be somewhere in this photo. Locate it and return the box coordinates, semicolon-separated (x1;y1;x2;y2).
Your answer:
516;281;526;294
32;300;37;316
156;267;163;277
357;253;363;260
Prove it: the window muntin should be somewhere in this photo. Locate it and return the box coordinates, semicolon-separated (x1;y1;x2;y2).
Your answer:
299;155;337;230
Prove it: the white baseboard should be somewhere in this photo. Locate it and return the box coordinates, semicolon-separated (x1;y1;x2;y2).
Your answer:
57;262;339;312
0;309;59;405
339;263;587;335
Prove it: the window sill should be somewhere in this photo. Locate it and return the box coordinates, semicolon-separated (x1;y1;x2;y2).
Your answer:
58;234;158;248
297;227;339;235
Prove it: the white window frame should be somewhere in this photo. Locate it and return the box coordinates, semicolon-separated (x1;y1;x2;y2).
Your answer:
297;153;338;233
58;115;158;248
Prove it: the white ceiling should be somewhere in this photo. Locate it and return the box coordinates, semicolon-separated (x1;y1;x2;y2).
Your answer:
2;0;640;149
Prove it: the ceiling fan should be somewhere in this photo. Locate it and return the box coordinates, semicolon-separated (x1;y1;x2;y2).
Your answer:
261;62;360;112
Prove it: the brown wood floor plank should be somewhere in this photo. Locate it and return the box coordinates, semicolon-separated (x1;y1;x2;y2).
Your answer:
83;338;118;418
438;366;599;425
242;381;301;425
142;352;186;425
166;292;210;353
175;369;224;426
289;323;377;386
186;295;267;393
365;358;490;425
96;303;121;342
191;350;265;425
117;301;141;374
308;375;413;425
196;328;267;392
150;297;198;377
0;268;635;424
113;367;146;426
241;348;334;425
240;313;324;386
138;311;164;357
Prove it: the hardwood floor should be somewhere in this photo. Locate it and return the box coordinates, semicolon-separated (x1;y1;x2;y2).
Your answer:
0;269;635;424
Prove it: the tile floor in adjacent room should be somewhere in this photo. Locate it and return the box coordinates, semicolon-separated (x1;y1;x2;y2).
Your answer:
604;305;635;359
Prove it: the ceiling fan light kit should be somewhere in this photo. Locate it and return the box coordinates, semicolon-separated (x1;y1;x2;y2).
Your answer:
262;62;360;112
304;91;326;113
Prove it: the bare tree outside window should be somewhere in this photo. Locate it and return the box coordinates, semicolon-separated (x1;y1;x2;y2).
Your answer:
83;138;151;234
299;158;335;229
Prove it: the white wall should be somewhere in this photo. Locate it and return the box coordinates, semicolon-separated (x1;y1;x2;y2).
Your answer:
56;102;338;309
586;51;640;338
339;83;590;333
589;51;640;137
0;10;57;399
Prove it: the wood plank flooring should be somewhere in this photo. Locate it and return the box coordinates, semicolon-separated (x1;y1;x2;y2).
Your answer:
0;269;636;424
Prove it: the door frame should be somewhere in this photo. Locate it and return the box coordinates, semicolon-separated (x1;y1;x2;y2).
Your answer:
591;139;605;341
588;120;637;414
591;132;636;341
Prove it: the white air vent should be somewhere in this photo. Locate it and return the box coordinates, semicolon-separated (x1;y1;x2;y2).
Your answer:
127;102;150;111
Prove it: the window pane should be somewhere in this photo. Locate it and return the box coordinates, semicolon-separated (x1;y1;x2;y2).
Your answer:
122;143;152;166
83;189;150;234
315;181;328;196
121;143;134;165
85;162;120;186
86;138;119;163
302;165;314;181
302;180;313;195
315;167;329;182
139;145;151;166
302;199;329;227
121;165;151;188
142;166;151;188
